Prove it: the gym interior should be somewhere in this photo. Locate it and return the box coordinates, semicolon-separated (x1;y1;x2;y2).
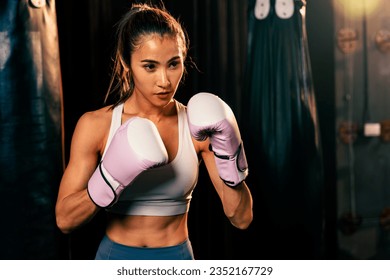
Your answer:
1;0;389;260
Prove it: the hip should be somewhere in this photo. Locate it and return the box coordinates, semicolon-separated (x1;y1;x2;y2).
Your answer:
95;234;194;260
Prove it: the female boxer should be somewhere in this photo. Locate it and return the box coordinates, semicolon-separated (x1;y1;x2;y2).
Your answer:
55;3;253;260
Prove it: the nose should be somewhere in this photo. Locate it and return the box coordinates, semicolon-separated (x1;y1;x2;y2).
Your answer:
157;69;171;88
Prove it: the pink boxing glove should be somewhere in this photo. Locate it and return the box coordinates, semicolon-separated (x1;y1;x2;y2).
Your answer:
87;117;168;208
187;92;248;187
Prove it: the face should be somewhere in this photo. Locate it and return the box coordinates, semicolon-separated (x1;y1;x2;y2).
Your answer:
130;34;185;107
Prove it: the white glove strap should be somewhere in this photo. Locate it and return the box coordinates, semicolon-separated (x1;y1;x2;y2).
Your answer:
99;163;123;192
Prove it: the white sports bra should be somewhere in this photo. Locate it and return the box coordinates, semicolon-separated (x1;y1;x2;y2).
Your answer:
104;100;200;216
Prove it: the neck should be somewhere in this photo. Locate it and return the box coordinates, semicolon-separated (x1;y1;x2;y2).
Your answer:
123;97;176;123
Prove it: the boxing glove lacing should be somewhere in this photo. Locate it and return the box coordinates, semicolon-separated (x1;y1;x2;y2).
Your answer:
209;142;249;187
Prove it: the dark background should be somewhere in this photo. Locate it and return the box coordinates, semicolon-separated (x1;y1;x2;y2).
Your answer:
54;0;336;260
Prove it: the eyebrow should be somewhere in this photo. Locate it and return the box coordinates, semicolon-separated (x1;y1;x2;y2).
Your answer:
140;56;181;64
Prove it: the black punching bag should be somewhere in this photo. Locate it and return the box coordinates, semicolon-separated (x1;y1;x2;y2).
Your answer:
0;0;63;259
242;0;324;258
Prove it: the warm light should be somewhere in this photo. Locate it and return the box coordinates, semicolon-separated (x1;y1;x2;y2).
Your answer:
334;0;381;19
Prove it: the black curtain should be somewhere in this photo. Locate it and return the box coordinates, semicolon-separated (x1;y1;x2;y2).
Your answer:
0;0;63;259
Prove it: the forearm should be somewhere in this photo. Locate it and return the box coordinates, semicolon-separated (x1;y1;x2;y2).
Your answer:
55;189;100;234
188;93;252;229
221;181;253;229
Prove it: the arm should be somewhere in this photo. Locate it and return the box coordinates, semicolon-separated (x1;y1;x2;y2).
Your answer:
187;92;253;229
200;140;253;229
56;112;169;234
55;112;103;234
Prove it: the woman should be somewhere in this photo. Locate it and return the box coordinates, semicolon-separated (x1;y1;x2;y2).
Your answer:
55;3;253;260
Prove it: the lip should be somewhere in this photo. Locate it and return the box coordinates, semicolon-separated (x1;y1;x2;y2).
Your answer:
156;91;171;95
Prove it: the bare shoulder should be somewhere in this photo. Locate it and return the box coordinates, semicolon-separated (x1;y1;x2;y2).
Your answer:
71;106;113;156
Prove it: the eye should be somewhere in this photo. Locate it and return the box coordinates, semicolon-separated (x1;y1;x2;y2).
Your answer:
143;63;156;71
169;60;180;69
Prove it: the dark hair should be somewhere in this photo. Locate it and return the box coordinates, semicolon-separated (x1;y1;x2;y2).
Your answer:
105;3;190;108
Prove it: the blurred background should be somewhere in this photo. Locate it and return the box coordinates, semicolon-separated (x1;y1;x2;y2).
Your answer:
1;0;390;260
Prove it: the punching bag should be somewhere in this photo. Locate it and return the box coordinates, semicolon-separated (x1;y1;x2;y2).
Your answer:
242;0;324;258
0;0;63;259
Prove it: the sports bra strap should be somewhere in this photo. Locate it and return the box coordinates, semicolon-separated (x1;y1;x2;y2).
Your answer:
102;103;124;159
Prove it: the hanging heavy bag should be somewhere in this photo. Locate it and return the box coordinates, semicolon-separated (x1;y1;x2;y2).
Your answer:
242;0;324;258
0;0;63;259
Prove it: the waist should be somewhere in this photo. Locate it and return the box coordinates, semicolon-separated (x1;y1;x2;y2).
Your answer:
95;235;194;260
106;213;188;247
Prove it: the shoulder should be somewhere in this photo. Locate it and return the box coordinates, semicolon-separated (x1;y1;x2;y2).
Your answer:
71;106;113;155
78;106;112;125
78;105;112;124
